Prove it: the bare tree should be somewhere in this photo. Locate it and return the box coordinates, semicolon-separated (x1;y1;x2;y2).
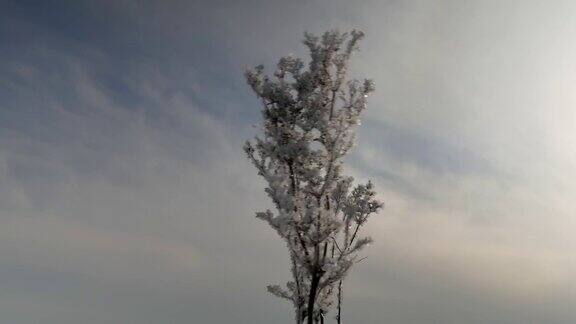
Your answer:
244;30;382;324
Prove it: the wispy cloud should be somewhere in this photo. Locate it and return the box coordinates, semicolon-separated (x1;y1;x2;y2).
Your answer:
2;0;576;323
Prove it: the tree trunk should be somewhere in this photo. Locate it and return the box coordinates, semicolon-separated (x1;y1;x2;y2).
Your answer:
336;280;343;324
296;306;302;324
307;274;320;324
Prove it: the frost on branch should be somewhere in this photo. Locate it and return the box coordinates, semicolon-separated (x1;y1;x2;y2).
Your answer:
244;30;382;324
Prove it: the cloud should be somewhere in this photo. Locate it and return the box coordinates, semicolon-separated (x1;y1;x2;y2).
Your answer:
2;0;576;323
0;33;290;322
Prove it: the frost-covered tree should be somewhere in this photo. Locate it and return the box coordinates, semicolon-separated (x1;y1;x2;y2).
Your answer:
244;30;382;324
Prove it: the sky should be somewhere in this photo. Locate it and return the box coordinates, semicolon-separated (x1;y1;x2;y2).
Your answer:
1;0;576;323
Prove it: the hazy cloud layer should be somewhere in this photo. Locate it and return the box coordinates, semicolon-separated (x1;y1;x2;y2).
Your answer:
1;0;576;323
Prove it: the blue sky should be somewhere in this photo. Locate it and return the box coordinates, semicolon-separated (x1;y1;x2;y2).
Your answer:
2;1;576;323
